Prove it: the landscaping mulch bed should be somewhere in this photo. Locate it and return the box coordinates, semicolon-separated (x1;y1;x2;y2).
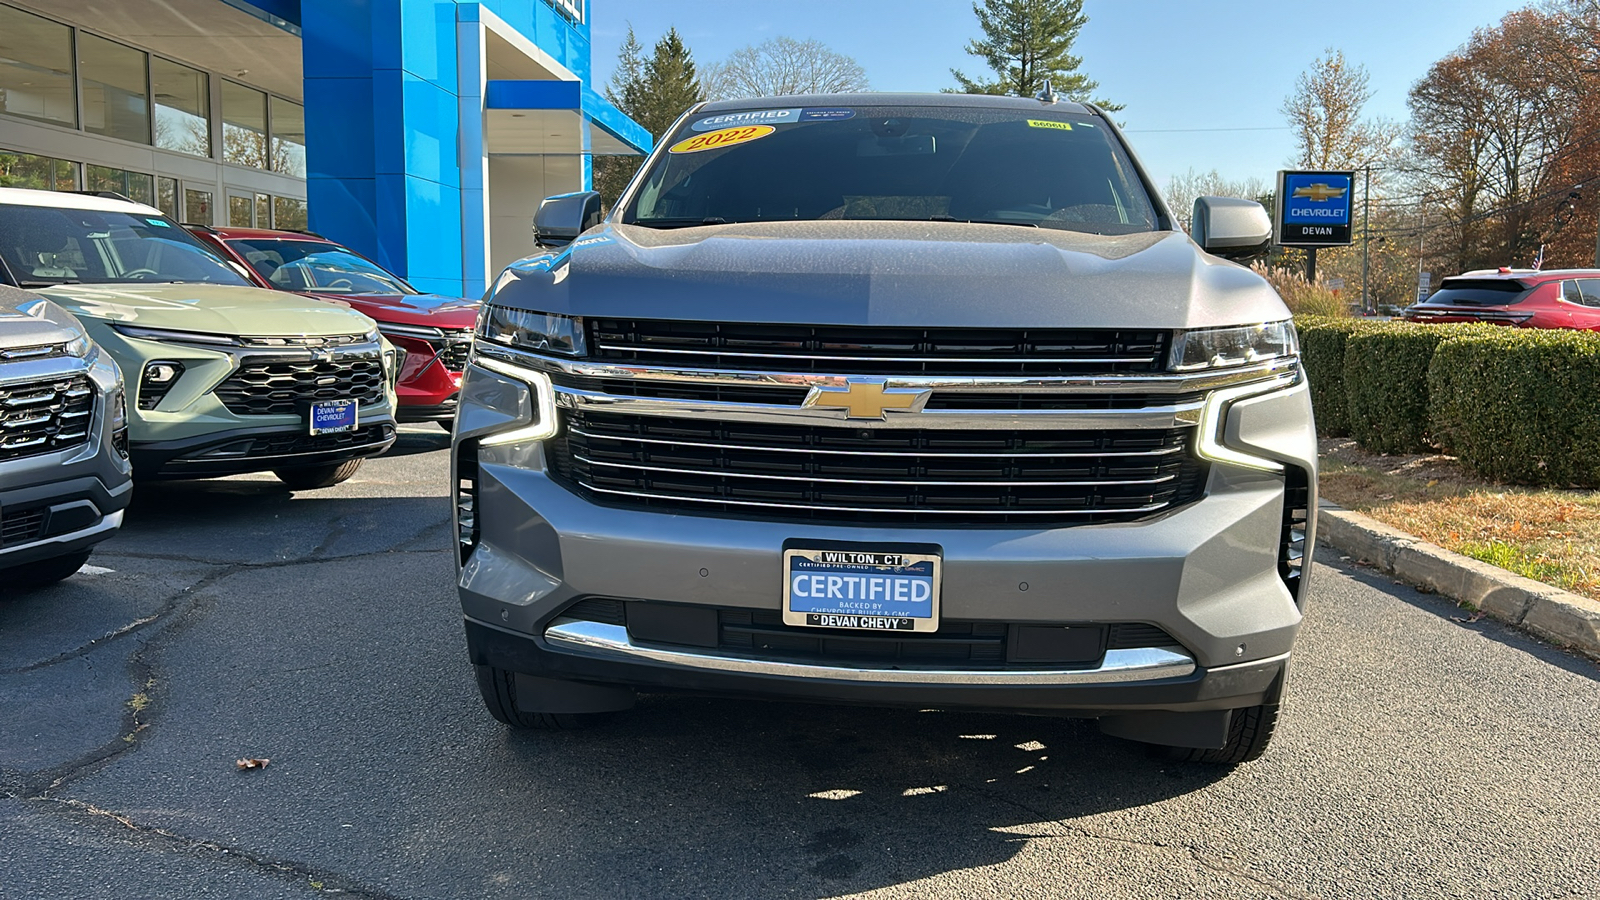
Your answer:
1317;438;1600;601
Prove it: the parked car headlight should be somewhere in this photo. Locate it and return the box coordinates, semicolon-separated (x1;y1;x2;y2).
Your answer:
478;306;585;357
64;334;92;357
1171;321;1298;372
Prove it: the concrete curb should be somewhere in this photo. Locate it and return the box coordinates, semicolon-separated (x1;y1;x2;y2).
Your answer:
1317;505;1600;661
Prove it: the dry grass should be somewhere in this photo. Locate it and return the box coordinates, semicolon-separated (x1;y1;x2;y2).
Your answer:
1251;263;1351;318
1318;438;1600;601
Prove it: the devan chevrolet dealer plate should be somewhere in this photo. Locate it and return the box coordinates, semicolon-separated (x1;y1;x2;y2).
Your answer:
782;544;942;633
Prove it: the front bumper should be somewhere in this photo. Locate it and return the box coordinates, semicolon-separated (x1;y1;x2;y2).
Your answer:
130;420;397;477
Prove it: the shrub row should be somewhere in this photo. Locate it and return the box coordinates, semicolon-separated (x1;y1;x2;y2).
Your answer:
1296;317;1600;486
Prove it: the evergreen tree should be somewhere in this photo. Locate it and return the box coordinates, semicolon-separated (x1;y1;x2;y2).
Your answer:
593;27;705;210
950;0;1120;110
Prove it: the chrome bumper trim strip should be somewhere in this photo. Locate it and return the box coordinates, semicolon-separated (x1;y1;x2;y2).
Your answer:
574;481;1170;516
544;619;1199;685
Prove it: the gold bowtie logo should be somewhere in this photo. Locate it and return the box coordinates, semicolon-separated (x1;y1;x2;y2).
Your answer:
1292;183;1346;202
801;379;931;420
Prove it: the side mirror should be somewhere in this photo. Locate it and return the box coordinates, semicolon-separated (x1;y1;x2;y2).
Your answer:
533;191;603;248
1192;196;1272;260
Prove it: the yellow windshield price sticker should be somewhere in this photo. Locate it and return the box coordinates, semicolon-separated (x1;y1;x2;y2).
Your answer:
669;125;776;154
1027;119;1073;131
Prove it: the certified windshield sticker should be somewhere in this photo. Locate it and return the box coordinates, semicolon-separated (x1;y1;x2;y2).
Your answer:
669;125;776;154
144;217;171;227
691;108;800;131
1027;119;1073;131
800;108;856;122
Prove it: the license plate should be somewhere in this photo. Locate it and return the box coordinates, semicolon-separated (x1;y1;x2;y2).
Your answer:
783;543;942;632
309;399;358;435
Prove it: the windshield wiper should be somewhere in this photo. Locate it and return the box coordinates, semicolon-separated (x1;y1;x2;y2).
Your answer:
927;215;1037;228
631;217;733;229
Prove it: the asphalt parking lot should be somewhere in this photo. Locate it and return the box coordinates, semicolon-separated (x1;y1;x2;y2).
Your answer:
3;425;1599;899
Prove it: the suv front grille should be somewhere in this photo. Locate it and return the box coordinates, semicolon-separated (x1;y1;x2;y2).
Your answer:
589;320;1169;375
437;335;474;371
0;373;94;462
215;356;384;415
548;410;1205;526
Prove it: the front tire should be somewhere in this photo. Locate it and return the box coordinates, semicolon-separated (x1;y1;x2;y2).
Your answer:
272;459;363;490
473;665;612;730
1162;702;1280;765
4;549;92;592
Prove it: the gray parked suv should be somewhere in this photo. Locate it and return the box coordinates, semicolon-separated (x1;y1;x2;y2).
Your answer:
454;93;1317;764
0;284;131;589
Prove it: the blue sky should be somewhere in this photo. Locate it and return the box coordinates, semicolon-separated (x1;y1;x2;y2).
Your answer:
590;0;1525;190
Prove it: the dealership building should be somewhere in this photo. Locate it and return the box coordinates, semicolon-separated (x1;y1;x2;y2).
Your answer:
0;0;651;298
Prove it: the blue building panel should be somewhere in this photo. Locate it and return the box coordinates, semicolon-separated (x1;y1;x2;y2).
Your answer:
303;0;643;301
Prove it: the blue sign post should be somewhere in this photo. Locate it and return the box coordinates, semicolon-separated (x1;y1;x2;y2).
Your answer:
1275;170;1355;248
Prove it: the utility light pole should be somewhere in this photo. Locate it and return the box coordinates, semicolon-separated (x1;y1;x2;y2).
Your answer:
1361;165;1372;314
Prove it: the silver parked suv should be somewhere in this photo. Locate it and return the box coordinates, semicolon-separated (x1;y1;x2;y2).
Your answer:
0;284;131;589
453;93;1317;764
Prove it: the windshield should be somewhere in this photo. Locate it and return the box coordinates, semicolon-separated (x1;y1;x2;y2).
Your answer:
227;238;416;295
623;105;1160;234
0;204;252;287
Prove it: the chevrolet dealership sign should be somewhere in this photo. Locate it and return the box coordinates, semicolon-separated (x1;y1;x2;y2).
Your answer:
1275;170;1355;247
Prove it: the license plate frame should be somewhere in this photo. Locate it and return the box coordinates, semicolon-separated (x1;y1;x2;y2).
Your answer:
308;399;358;435
782;542;942;633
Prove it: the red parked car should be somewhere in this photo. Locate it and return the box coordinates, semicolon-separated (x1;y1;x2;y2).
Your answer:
187;225;479;423
1403;267;1600;329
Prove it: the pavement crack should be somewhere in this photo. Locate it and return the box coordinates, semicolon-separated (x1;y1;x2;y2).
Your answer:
30;797;411;900
1;613;164;676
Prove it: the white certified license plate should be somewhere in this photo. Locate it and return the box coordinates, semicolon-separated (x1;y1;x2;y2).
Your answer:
783;544;942;632
309;399;358;435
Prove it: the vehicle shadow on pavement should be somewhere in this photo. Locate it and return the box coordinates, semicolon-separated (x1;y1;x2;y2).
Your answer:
494;694;1231;896
385;425;452;458
1315;552;1600;683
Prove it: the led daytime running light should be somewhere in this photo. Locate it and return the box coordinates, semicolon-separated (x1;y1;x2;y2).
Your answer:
473;356;559;446
1194;375;1296;473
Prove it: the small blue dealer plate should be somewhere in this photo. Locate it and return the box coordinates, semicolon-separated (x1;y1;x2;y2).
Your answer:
309;399;358;435
783;545;942;632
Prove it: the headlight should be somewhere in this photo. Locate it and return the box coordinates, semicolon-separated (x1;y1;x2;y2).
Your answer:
478;306;585;356
1171;321;1297;371
472;356;559;445
65;334;92;357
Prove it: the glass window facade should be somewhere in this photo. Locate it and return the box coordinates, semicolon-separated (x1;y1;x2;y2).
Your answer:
0;150;78;190
228;193;255;227
79;32;150;144
273;197;308;231
87;164;155;206
152;57;210;157
157;176;179;219
222;81;268;168
185;188;213;225
270;96;306;178
0;5;76;127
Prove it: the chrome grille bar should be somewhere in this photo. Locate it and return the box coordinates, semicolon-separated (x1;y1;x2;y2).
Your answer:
572;453;1177;488
580;483;1172;517
569;426;1185;459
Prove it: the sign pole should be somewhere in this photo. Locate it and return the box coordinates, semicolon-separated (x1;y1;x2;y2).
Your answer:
1361;166;1371;313
1306;248;1316;285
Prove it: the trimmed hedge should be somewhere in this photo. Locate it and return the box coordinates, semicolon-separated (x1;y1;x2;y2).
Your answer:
1296;316;1377;437
1428;328;1600;486
1341;323;1460;453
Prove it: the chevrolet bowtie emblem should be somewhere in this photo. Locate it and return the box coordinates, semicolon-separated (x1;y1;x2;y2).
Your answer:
801;378;931;420
1292;182;1347;202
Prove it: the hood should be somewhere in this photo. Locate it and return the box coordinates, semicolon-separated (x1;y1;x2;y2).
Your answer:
307;291;481;330
489;221;1289;329
36;282;377;338
0;284;87;350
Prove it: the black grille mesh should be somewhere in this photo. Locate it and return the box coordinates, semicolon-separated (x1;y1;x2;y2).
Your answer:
215;356;384;415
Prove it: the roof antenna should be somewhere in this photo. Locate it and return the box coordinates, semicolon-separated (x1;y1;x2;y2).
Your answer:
1035;80;1058;104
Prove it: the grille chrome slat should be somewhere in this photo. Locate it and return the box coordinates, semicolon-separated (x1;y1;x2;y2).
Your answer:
579;483;1171;517
572;453;1178;488
568;426;1184;459
0;372;95;462
594;344;1159;365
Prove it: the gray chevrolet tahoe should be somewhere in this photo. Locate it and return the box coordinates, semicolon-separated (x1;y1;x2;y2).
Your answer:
454;93;1316;764
0;284;131;589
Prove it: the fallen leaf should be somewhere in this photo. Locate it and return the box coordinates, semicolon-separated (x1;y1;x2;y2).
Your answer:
235;757;270;770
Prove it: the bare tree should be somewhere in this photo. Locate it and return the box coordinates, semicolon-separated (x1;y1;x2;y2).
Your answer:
1281;49;1400;172
702;37;868;101
1163;168;1268;231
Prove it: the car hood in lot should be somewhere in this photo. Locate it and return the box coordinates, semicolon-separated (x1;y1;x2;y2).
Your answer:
490;221;1289;329
0;285;86;350
36;283;377;337
305;291;480;331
